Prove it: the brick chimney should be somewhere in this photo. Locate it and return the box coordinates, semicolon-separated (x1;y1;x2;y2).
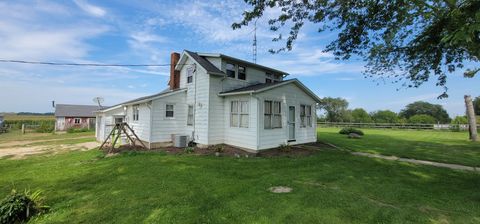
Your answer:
169;52;180;90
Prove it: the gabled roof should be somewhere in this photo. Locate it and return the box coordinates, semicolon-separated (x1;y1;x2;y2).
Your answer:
218;79;322;103
97;88;187;112
175;50;289;77
55;104;102;117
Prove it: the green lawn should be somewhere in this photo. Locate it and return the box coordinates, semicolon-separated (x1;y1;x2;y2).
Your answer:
1;149;479;223
317;127;480;167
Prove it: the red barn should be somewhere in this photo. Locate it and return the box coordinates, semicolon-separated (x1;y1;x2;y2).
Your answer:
54;104;102;131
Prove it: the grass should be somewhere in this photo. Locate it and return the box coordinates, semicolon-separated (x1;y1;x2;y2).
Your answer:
0;130;94;143
318;127;480;167
1;150;479;223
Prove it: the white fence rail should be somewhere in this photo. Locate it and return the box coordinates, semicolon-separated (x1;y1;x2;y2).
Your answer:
317;122;475;130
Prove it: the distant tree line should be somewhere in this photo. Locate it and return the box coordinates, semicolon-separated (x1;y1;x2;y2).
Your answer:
317;97;478;125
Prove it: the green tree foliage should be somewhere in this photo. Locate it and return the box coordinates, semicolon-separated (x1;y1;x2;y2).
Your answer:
351;108;372;123
408;114;436;124
451;116;468;124
233;1;480;97
370;110;399;123
399;101;451;123
473;97;480;116
318;97;349;122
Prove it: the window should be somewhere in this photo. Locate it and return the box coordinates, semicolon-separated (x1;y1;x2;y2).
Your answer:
264;100;282;129
300;105;312;127
238;66;246;80
166;104;174;118
74;118;81;124
226;63;236;78
266;72;281;83
187;66;194;83
133;105;139;121
187;105;193;126
230;101;249;128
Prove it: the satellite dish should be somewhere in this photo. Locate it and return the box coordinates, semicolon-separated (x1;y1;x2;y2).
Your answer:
93;97;104;108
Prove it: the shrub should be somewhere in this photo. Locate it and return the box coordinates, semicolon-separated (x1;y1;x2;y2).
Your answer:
0;189;48;224
36;123;54;133
210;145;225;153
408;114;436;124
278;144;291;152
183;147;194;154
339;127;364;136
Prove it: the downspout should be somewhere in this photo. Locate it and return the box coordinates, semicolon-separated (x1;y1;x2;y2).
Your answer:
148;101;153;149
250;92;261;150
193;64;197;142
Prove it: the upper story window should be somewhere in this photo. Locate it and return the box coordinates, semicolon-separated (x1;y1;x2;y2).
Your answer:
226;62;247;80
266;72;281;83
187;66;194;83
226;63;236;78
166;104;174;118
238;66;246;80
133;105;139;121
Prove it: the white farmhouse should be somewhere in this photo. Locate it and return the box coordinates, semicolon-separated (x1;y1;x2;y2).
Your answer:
96;50;321;152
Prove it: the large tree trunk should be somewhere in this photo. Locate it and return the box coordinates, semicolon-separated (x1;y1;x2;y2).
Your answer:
464;95;478;142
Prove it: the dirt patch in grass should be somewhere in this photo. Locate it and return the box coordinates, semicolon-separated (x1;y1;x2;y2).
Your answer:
0;141;100;159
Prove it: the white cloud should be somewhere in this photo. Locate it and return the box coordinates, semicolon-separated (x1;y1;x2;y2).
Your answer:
73;0;106;17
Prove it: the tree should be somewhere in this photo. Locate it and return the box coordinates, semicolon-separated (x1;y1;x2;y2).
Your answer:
370;110;399;123
474;96;480;116
351;108;372;123
464;95;478;141
233;1;480;97
408;114;436;124
399;101;450;123
451;116;468;124
318;97;349;122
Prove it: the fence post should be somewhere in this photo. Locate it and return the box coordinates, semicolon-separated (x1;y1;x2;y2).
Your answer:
21;124;25;134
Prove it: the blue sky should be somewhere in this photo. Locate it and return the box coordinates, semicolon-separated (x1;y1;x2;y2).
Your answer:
0;0;478;117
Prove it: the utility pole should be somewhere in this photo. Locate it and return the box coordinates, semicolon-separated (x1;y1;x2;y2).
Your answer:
464;95;478;141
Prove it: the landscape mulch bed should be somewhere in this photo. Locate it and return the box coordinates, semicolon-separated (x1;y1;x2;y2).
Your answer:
103;142;334;158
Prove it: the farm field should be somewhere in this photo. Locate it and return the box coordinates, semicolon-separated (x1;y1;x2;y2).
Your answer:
317;127;480;167
2;114;55;121
0;131;479;223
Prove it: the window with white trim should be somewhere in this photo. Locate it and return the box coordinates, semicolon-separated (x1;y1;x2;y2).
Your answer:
230;101;249;128
133;105;139;121
226;63;236;78
187;66;194;83
300;105;312;127
166;104;174;118
74;118;81;124
238;65;246;80
187;105;193;126
264;100;282;129
266;72;281;83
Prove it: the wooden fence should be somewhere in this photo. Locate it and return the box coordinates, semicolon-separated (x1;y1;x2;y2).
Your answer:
317;122;475;130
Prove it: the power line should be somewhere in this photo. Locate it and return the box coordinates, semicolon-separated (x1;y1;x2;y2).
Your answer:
0;59;186;67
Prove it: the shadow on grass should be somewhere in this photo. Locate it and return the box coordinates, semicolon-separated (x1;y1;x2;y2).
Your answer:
1;150;479;223
318;129;480;167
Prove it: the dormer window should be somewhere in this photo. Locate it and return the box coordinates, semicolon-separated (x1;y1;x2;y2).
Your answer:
226;63;236;78
238;66;246;80
266;72;282;83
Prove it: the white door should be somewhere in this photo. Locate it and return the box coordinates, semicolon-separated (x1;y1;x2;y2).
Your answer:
288;106;295;141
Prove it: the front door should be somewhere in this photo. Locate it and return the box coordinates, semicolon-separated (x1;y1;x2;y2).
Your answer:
288;106;295;141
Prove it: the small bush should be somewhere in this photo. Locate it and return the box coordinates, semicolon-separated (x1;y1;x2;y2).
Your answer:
66;128;90;133
339;127;364;136
183;147;194;154
36;123;54;133
278;144;291;152
0;189;49;224
210;145;225;153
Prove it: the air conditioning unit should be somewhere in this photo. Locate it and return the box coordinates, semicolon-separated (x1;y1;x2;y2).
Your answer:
174;135;188;148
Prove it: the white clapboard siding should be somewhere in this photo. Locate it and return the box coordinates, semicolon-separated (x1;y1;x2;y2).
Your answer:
256;83;317;150
126;104;151;142
150;92;189;143
180;57;210;145
222;95;258;149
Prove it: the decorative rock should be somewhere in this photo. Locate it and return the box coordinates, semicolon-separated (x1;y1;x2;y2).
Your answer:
215;152;220;157
269;186;292;193
348;133;362;139
234;153;240;158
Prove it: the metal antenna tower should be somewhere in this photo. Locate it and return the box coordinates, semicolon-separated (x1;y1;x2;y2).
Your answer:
252;19;257;64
